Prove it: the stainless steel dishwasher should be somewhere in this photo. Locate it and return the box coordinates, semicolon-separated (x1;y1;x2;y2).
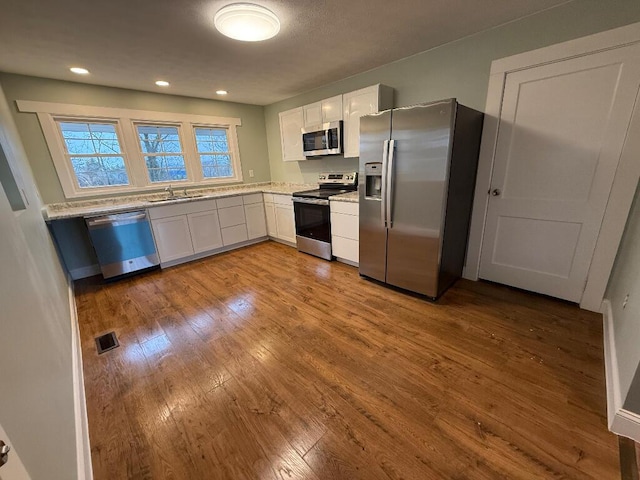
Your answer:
85;210;159;279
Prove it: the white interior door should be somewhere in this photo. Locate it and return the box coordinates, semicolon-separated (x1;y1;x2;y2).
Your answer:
479;47;640;302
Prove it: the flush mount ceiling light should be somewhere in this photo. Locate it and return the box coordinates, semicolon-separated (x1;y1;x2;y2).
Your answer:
155;80;170;87
70;67;89;75
214;3;280;42
216;90;228;95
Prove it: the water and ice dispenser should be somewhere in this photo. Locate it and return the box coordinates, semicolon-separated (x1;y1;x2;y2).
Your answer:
365;162;383;199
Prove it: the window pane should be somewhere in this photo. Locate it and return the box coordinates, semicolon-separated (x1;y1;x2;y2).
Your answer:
144;155;187;183
137;125;182;153
70;156;129;187
59;122;129;188
60;122;122;155
194;127;233;179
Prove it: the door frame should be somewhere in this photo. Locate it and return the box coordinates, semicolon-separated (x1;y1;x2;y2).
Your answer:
464;21;640;312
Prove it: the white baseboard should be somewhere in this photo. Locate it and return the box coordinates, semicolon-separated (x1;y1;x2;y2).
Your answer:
335;257;358;267
69;264;100;280
68;278;93;480
602;299;640;441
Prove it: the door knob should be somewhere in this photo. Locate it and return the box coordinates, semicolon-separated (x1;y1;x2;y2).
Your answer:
491;188;501;196
0;440;10;467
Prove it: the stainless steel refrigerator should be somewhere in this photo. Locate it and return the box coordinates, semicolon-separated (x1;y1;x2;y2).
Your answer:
359;99;483;299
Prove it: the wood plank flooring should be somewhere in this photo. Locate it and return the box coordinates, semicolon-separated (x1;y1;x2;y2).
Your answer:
75;241;619;479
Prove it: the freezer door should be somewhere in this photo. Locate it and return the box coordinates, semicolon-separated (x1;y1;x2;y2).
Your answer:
359;110;391;282
385;101;454;297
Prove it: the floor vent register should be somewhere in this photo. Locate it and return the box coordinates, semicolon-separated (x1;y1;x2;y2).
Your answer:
95;331;119;354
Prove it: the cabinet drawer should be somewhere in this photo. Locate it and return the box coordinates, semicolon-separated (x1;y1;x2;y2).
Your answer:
216;195;243;209
331;212;359;241
272;194;292;206
186;199;218;214
243;193;263;205
330;200;359;216
218;205;246;228
148;199;217;219
332;236;358;263
263;193;274;203
221;224;248;246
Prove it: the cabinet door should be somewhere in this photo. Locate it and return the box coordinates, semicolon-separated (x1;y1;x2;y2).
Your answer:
221;224;249;246
264;202;277;237
322;95;343;122
187;210;223;254
303;102;323;127
279;107;305;162
245;203;267;239
151;216;194;263
343;87;378;158
275;204;296;243
343;85;393;158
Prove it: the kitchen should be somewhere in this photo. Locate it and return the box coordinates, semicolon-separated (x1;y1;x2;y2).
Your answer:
3;1;640;479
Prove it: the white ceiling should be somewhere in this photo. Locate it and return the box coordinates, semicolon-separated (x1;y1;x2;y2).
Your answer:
0;0;572;105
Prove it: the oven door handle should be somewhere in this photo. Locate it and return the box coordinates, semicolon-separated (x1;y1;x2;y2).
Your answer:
293;197;330;206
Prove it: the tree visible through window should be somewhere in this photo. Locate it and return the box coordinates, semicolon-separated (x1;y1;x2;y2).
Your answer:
136;125;187;183
194;127;234;178
58;122;129;188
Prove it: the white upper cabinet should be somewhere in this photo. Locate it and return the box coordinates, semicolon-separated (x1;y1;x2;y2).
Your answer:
279;86;392;162
279;107;305;162
303;101;323;127
343;84;393;158
303;95;343;127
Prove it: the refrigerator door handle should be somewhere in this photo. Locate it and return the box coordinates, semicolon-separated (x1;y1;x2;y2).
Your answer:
381;140;389;227
387;139;396;227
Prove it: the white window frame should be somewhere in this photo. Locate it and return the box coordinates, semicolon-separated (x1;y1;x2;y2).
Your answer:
51;117;135;195
17;101;243;198
133;121;192;185
191;124;238;181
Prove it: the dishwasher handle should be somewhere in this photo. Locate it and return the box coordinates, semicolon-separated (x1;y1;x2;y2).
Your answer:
86;211;148;227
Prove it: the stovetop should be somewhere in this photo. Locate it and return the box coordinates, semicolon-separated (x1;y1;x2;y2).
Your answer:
292;172;358;199
293;188;356;200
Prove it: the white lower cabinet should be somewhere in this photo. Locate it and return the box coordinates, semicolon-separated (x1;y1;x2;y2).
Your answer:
275;204;296;243
263;193;296;244
149;193;269;266
330;200;359;264
244;202;267;239
151;215;194;263
187;210;223;254
264;201;278;237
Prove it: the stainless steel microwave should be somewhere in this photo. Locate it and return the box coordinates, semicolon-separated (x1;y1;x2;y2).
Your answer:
301;121;343;157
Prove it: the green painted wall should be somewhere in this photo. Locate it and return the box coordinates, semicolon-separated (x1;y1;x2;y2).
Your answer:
264;0;640;184
0;73;271;204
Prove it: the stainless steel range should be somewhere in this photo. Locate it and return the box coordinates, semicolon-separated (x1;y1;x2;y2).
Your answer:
293;172;357;260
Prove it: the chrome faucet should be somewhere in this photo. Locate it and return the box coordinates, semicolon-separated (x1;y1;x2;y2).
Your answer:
165;184;175;198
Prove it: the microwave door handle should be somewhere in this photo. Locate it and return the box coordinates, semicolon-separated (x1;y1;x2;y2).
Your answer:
381;140;389;227
387;140;395;228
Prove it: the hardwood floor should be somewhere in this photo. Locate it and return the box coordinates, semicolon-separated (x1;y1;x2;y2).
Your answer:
76;241;619;479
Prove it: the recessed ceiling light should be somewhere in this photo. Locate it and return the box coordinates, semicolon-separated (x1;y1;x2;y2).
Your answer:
216;90;228;95
214;3;280;42
70;67;89;75
155;80;170;87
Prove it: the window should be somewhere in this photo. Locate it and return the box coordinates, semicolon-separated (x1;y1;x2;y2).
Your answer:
18;101;243;198
58;121;129;188
136;125;186;183
194;127;234;179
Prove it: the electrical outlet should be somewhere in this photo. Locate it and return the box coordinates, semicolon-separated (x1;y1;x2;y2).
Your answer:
623;294;629;309
249;169;254;178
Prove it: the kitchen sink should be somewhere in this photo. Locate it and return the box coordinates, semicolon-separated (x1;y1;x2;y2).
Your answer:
147;194;204;203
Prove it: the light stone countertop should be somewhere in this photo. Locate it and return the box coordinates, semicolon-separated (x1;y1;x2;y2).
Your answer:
44;182;316;221
329;191;359;203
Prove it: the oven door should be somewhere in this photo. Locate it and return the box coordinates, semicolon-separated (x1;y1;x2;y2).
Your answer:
293;198;331;243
